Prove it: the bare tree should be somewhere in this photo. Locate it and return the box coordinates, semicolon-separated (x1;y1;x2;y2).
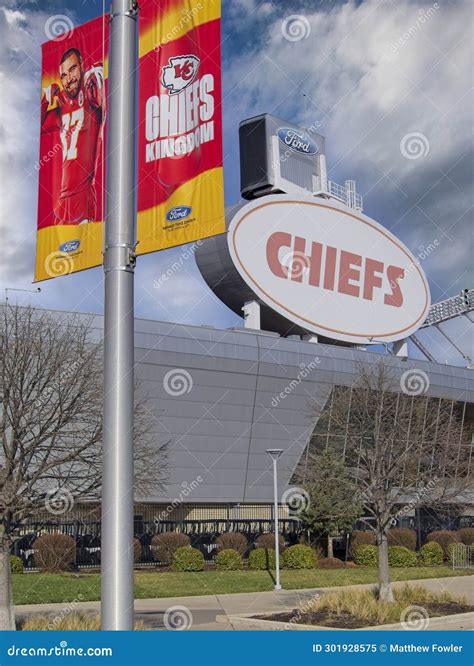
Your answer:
0;304;168;629
303;362;472;602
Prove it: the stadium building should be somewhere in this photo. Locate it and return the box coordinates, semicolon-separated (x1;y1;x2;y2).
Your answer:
27;115;474;547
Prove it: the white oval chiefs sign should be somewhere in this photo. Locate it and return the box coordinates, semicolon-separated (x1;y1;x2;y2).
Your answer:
227;195;431;343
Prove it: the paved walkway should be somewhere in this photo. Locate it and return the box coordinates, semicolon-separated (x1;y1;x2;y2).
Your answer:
15;576;474;631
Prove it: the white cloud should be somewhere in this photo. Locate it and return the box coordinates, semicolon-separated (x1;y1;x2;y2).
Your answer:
1;0;471;336
222;0;472;301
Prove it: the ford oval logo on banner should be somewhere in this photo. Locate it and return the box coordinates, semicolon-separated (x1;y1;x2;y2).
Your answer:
166;206;192;222
227;194;430;344
277;127;318;155
59;240;80;253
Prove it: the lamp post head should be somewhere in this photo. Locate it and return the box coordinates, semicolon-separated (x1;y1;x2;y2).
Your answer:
266;448;283;461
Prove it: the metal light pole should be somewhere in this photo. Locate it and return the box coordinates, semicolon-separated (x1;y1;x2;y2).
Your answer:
101;0;138;631
266;448;283;591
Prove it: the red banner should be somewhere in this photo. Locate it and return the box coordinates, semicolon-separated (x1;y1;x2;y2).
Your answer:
35;16;108;281
36;2;224;281
137;0;225;255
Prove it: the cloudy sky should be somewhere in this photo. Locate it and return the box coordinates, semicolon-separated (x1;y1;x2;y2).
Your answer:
0;0;472;363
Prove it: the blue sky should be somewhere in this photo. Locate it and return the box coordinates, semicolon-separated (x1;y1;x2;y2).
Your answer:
1;0;472;364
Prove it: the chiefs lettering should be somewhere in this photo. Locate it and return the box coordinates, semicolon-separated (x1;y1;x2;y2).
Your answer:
145;54;215;163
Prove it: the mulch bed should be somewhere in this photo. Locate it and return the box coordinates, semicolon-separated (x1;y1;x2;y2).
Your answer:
254;601;474;629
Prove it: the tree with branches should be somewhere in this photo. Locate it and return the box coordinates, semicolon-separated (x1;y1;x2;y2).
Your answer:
0;304;168;629
295;447;362;557
302;362;471;602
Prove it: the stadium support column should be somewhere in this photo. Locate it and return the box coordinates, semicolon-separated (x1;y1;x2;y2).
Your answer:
393;338;409;358
242;300;261;329
102;0;138;631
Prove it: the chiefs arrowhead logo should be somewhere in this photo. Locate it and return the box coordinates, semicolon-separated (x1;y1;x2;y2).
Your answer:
161;55;200;95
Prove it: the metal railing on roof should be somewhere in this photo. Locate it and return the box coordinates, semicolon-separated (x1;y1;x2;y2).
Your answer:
326;179;363;211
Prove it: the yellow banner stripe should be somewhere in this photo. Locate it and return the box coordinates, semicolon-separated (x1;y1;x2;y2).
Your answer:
139;0;221;58
137;166;224;254
35;222;103;282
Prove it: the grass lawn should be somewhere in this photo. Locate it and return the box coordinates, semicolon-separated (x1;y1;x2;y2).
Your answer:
13;566;472;606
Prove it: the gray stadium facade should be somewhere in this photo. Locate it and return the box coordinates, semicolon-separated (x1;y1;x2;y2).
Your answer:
58;312;473;531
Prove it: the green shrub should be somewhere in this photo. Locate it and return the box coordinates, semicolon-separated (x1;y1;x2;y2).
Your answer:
215;548;243;571
151;532;191;565
349;531;376;557
172;546;204;572
255;533;285;551
33;533;75;572
215;532;247;555
354;544;378;567
457;528;474;546
387;528;417;551
281;544;317;569
318;557;345;569
10;555;24;574
418;542;443;566
388;546;417;567
426;530;460;557
248;547;276;570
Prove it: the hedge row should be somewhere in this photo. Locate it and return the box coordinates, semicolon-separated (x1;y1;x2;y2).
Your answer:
354;540;458;567
14;527;473;573
353;545;419;567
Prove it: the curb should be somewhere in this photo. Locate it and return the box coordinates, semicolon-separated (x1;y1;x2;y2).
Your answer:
216;611;474;632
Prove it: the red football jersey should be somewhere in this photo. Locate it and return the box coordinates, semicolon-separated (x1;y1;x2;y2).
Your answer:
41;66;104;223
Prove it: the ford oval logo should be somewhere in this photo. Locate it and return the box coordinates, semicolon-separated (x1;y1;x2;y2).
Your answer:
166;206;192;222
277;127;318;155
59;240;80;253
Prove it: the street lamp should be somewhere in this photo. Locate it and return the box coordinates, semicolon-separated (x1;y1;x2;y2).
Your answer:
4;287;41;302
266;448;283;591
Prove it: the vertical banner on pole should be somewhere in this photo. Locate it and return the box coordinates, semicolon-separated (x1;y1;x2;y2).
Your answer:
35;17;108;281
137;0;224;253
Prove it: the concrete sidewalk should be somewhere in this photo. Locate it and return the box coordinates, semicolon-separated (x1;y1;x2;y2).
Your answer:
15;575;474;631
